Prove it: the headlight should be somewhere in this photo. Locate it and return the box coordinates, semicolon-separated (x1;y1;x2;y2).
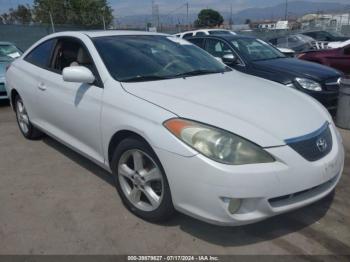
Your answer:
164;119;275;165
295;78;322;91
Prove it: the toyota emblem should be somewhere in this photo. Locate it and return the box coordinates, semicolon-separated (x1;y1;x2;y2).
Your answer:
316;137;328;152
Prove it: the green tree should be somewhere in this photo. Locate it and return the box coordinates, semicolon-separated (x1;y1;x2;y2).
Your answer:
13;4;33;24
33;0;113;27
195;9;224;28
0;4;32;24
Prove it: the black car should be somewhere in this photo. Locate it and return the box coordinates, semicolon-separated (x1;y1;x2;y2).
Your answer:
302;31;349;42
188;35;342;114
268;34;324;53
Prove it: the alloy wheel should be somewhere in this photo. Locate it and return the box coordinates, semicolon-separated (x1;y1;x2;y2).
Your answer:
118;149;164;212
16;99;30;134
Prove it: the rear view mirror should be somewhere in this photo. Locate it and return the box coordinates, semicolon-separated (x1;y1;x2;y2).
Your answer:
222;54;237;65
62;66;95;84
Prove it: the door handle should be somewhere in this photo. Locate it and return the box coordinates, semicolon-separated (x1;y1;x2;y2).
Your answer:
38;83;46;91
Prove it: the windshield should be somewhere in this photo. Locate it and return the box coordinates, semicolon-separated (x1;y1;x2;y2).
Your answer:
230;38;285;61
295;34;314;42
0;44;22;60
93;35;229;82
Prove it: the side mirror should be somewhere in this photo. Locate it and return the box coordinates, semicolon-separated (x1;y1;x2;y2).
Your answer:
222;54;237;65
63;66;95;84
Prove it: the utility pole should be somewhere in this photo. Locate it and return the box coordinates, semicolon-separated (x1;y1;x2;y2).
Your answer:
102;16;106;30
49;10;55;33
102;6;106;30
284;0;288;21
186;2;189;29
230;4;233;27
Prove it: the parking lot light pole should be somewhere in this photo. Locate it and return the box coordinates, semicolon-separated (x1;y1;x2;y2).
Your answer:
49;11;55;33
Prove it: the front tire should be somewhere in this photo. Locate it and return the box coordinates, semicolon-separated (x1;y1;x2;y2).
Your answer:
14;95;43;140
111;137;175;222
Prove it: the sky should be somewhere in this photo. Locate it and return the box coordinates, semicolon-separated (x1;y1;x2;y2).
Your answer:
0;0;349;16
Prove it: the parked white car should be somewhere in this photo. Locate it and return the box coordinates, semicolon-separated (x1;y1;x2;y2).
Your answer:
5;31;344;226
327;39;350;49
175;29;236;39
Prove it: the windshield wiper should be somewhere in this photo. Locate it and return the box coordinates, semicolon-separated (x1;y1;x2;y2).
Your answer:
173;69;226;78
121;75;171;83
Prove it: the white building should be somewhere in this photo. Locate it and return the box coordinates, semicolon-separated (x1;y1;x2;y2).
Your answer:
257;20;289;30
300;13;350;32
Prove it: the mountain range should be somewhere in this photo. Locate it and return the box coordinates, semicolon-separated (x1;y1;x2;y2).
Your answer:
116;1;350;26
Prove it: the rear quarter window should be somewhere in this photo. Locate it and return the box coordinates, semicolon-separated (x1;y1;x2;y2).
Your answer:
24;39;55;68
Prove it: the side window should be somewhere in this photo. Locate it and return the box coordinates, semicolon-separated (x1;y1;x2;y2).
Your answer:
206;39;233;58
288;36;298;43
195;32;206;36
189;38;205;48
269;38;277;45
50;38;94;73
307;32;316;39
24;39;55;68
183;33;193;39
344;46;350;55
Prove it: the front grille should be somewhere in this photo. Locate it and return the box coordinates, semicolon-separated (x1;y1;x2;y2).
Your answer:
269;174;338;208
324;77;340;91
285;122;332;162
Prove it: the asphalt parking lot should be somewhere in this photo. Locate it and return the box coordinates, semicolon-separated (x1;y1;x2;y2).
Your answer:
0;100;349;255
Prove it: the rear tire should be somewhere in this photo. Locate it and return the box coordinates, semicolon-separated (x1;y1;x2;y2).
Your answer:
14;95;43;140
111;137;175;222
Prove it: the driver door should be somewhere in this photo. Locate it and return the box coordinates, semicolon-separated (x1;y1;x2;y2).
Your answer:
36;37;105;164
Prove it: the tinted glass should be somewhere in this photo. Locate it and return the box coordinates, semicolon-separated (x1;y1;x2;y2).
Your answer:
269;38;277;45
93;35;228;82
230;38;285;61
206;39;233;58
183;33;193;39
25;40;55;68
208;31;232;35
195;32;206;36
188;38;205;48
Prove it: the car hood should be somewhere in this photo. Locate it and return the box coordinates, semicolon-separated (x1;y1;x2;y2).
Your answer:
252;58;340;82
122;71;330;147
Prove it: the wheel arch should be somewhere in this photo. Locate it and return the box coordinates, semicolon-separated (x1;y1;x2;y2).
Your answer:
107;129;153;166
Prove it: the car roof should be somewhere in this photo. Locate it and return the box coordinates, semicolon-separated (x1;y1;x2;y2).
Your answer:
179;29;233;34
49;30;168;39
188;34;255;41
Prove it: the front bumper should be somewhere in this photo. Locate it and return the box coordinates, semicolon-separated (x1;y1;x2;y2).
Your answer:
155;124;344;226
